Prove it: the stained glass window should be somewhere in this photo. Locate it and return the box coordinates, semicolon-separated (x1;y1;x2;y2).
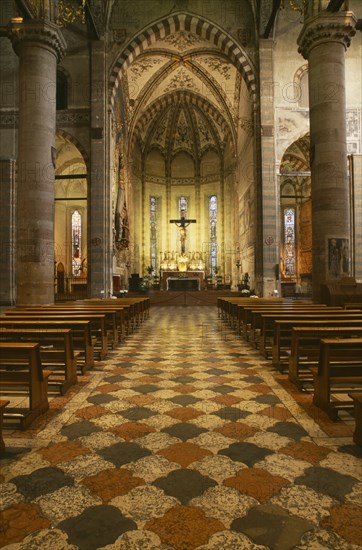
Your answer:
209;195;217;272
150;196;157;271
179;196;187;218
284;207;295;276
71;210;82;276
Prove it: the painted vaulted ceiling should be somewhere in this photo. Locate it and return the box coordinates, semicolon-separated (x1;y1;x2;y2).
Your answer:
120;29;249;162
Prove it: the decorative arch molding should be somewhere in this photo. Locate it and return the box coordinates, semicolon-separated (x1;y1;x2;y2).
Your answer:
109;12;256;105
294;63;308;84
56;129;90;173
279;129;310;170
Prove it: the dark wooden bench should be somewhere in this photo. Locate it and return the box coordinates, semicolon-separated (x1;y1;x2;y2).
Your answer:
219;298;285;328
0;343;51;429
229;299;285;329
258;312;362;359
49;304;125;343
288;326;362;390
84;297;150;330
0;319;95;373
11;307;120;349
4;312;108;359
238;304;327;341
272;318;362;372
348;393;362;446
0;328;79;394
75;299;136;335
245;305;342;344
0;399;10;453
235;300;311;335
310;338;362;420
344;303;362;311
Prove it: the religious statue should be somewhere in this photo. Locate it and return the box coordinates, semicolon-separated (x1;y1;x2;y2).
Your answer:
170;210;196;255
189;251;205;271
178;253;188;272
180;227;187;254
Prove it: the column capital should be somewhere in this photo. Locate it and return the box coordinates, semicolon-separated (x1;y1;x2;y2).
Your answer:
9;19;67;62
298;11;357;60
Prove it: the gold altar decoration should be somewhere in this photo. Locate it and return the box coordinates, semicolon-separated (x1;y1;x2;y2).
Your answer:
160;251;205;272
56;0;86;26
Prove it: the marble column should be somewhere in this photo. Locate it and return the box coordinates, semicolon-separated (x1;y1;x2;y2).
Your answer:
259;38;279;297
88;40;111;297
11;20;66;304
298;11;356;300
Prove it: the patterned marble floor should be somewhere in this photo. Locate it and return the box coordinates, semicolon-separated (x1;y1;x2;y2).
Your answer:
1;306;361;550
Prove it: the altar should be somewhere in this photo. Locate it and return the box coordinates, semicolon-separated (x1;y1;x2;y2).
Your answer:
167;277;200;291
161;270;205;291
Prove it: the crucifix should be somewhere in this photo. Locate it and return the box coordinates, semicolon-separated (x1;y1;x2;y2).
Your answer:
169;209;196;254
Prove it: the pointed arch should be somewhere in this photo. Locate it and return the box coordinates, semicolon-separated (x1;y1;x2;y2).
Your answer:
109;12;256;106
280;133;310;174
55;129;90;173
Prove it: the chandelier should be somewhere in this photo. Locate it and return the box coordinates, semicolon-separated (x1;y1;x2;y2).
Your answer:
56;0;86;27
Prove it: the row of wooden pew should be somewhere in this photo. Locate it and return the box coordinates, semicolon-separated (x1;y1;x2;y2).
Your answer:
0;297;150;451
218;297;362;445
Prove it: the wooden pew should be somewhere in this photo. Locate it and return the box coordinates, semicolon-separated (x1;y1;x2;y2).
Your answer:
9;307;120;349
47;304;125;343
0;328;79;394
235;300;300;333
0;319;95;373
310;338;362;420
85;296;150;326
74;300;136;335
4;312;108;359
234;302;314;339
348;393;362;446
0;399;10;453
113;297;150;328
344;303;362;311
288;326;362;389
245;304;335;343
272;318;362;372
255;308;362;358
220;298;285;328
0;343;51;429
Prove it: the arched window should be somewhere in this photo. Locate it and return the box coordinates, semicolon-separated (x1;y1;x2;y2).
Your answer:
209;195;217;272
283;207;295;277
56;70;68;110
150;196;157;271
71;210;82;276
179;196;187;218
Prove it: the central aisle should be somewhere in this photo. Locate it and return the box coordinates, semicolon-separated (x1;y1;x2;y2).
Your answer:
1;306;361;549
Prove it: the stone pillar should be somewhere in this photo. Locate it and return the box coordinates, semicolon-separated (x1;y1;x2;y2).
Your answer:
89;40;111;297
11;20;66;304
259;38;279;297
298;11;357;300
0;159;16;305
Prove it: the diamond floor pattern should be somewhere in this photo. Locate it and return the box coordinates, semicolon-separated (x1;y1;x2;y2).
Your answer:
1;306;361;549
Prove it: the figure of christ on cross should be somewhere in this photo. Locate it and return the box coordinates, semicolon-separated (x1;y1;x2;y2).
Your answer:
169;210;197;255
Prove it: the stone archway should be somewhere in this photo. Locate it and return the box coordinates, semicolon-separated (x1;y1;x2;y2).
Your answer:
107;11;257;286
54;134;88;298
279;133;312;297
